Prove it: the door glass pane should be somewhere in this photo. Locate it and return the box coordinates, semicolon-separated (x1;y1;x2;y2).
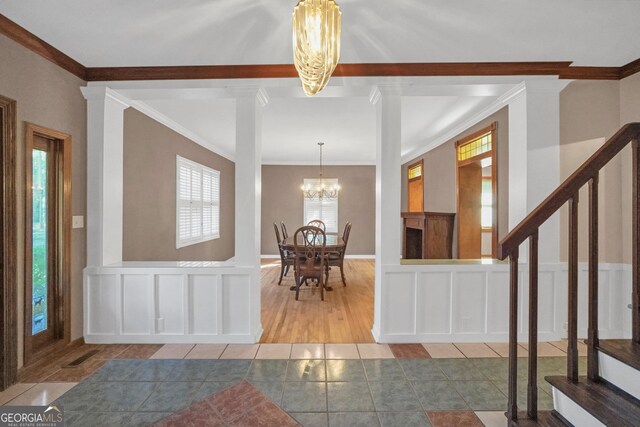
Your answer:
32;149;47;335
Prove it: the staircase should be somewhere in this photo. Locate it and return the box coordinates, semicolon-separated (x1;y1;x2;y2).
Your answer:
497;123;640;426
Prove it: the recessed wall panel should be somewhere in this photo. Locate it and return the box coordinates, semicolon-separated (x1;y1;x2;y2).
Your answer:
453;272;486;333
122;274;152;334
382;272;416;335
487;271;509;334
190;275;218;335
222;275;250;335
416;272;451;334
157;275;184;334
87;274;117;334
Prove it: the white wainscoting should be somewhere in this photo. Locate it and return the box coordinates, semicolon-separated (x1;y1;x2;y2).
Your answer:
374;262;631;343
83;262;261;344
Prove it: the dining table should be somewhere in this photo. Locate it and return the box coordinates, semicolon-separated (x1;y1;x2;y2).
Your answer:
280;233;345;291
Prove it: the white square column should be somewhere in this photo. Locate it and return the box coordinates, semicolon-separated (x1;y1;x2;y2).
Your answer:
81;87;129;267
506;80;570;263
370;86;403;341
232;87;268;341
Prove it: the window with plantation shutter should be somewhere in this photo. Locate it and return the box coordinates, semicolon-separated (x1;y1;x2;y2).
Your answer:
176;156;220;248
303;178;338;233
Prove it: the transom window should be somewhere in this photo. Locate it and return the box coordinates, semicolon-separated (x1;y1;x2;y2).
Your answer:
176;155;220;248
457;131;492;161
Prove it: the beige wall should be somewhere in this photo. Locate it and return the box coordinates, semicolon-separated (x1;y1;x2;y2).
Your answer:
0;34;87;367
559;80;622;263
620;73;640;264
401;107;509;257
261;165;375;255
123;109;235;261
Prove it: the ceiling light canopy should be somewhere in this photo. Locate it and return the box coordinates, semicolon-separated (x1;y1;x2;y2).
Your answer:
292;0;342;97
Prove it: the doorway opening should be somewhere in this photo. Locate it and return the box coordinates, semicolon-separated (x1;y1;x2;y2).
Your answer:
407;160;424;212
23;123;72;365
456;123;498;259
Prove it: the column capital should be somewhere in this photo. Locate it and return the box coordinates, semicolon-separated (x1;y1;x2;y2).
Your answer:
227;86;269;107
369;84;403;105
80;86;130;109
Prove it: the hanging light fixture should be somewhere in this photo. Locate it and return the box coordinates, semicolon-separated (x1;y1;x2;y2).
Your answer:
302;142;340;199
292;0;342;97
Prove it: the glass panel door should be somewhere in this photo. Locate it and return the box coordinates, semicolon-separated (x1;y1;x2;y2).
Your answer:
31;148;48;335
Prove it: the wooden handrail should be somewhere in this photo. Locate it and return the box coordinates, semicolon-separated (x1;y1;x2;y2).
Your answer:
498;122;640;260
501;122;640;423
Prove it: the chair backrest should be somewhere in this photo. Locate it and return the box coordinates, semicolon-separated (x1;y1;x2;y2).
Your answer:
273;222;282;244
307;219;326;231
293;226;326;274
342;222;352;245
280;221;288;239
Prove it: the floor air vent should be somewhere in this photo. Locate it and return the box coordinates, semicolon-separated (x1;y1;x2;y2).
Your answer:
63;349;100;367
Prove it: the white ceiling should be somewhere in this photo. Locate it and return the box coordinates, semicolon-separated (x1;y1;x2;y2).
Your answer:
3;1;639;163
2;0;639;67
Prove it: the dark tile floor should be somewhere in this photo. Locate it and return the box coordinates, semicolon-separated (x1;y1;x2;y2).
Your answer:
53;357;586;426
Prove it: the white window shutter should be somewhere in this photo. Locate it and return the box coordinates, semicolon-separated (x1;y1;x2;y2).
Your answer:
176;156;221;247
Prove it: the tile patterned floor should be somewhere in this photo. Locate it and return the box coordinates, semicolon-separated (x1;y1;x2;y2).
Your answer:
1;341;586;426
47;355;585;426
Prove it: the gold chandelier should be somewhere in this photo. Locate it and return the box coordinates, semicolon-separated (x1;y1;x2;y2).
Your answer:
302;142;340;199
292;0;341;96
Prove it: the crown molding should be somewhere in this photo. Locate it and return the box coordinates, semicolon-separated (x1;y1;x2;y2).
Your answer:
620;58;640;80
128;99;235;161
0;14;86;80
1;14;639;81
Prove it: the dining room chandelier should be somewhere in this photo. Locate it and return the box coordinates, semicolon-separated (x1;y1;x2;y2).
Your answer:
302;142;340;199
292;0;341;96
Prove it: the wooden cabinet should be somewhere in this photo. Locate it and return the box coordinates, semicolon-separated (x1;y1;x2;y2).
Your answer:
402;212;455;259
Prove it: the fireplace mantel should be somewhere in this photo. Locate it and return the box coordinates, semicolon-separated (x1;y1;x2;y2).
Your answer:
401;212;455;259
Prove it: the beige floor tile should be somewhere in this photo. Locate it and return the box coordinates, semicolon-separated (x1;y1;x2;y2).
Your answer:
325;344;360;359
422;343;465;358
0;383;37;405
356;344;395;359
455;343;500;358
291;343;325;359
219;344;259;359
486;342;528;358
577;341;588;356
520;342;566;357
150;344;195;359
548;340;586;356
255;344;292;359
6;382;77;406
184;344;227;359
548;341;568;353
475;411;507;427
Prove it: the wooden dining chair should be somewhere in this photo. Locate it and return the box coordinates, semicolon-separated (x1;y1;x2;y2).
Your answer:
326;222;352;286
280;221;289;240
307;219;326;231
274;223;294;285
292;226;326;301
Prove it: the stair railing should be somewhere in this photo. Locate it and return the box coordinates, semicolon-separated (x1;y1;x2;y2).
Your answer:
497;123;640;423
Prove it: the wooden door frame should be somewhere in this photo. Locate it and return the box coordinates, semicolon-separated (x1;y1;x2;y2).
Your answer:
455;122;498;258
23;123;72;366
407;159;424;212
0;95;18;391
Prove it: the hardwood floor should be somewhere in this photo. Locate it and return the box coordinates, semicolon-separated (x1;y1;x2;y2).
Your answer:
260;259;375;343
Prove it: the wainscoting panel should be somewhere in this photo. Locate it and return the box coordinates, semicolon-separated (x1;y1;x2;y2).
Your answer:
86;274;118;335
84;263;259;344
375;263;631;343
